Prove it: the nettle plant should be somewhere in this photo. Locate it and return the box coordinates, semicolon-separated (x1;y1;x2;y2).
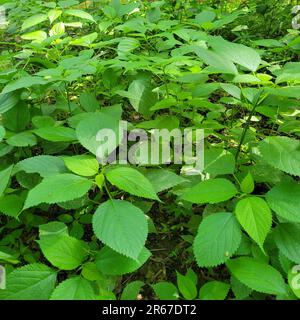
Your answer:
0;0;299;300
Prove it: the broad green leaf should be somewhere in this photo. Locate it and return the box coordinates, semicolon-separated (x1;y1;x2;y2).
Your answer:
127;79;157;117
0;126;4;142
118;37;140;55
50;277;96;300
152;282;179;300
34;126;77;142
266;182;300;222
181;178;237;204
231;276;252;299
14;155;67;177
39;221;68;238
0;194;24;218
70;32;98;46
193;212;242;267
79;92;99;112
176;272;197;300
258;136;300;176
226;257;287;295
1;76;47;94
92;200;148;259
274;224;300;264
192;45;238;75
76;112;121;156
209;36;261;71
204;149;235;175
48;9;62;24
0;92;19;114
0;165;13;197
240;172;254;194
95;246;151;275
0;263;56;300
63;155;99;176
65;9;95;22
106;167;159;200
120;281;144;300
38;234;88;270
142;169;187;193
235;197;272;250
24;173;93;209
21;30;47;42
21;14;48;31
199;281;230;300
7;132;37;147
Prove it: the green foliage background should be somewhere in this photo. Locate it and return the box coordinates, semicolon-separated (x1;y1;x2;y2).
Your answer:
0;0;299;300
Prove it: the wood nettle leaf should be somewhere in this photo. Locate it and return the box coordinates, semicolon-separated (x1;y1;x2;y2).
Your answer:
266;182;300;222
199;281;230;300
0;165;13;197
127;79;157;117
106;167;159;200
274;224;300;264
21;14;48;31
0;263;56;300
76;112;122;155
92;199;148;259
34;126;77;142
14;155;67;177
63;155;99;176
50;276;96;300
23;173;93;209
38;234;88;270
235;197;272;250
193;212;242;267
181;178;237;204
226;257;287;295
258;136;300;176
95;246;151;275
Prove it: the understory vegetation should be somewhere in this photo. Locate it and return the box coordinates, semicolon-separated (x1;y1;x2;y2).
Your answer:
0;0;300;300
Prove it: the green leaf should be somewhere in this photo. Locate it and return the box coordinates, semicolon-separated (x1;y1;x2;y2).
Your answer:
235;197;272;250
0;92;19;114
258;136;300;176
274;224;300;264
181;178;237;204
120;281;144;300
21;30;47;42
63;155;99;176
106;167;159;200
0;165;13;197
193;212;242;267
240;172;254;194
76;112;121;155
14;155;67;177
266;182;300;222
226;257;287;295
142;169;187;193
152;282;179;300
204;149;235;175
0;194;24;218
7;132;37;147
192;45;238;75
127;79;157;117
0;263;56;300
95;246;151;275
21;14;48;31
65;9;95;22
199;281;230;300
1;76;47;94
176;272;197;300
38;234;88;270
34;126;77;142
79;92;99;112
24;173;93;209
209;36;261;71
50;276;96;300
92;200;148;259
70;32;98;46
